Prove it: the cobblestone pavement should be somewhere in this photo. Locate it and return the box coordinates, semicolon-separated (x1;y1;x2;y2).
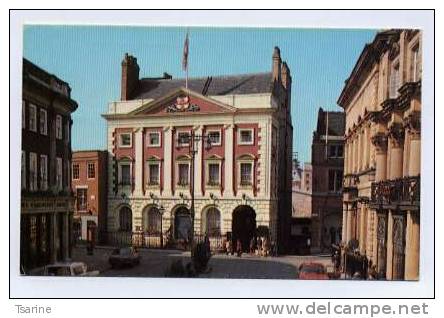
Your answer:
72;246;333;279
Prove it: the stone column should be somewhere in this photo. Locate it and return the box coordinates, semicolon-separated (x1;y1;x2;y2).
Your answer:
386;210;394;280
359;204;367;254
404;210;420;280
49;213;57;264
195;126;203;195
134;128;144;196
163;127;173;196
342;203;348;243
372;133;388;182
388;123;405;179
63;213;69;261
224;124;234;197
346;204;352;244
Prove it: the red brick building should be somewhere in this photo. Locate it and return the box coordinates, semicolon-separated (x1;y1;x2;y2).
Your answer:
71;150;108;242
21;58;78;272
102;48;293;253
310;108;345;252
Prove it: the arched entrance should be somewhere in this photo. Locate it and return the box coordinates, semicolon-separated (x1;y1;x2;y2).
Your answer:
143;206;161;234
174;206;192;241
119;206;132;232
232;205;256;252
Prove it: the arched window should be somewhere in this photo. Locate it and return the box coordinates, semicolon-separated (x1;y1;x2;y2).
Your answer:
119;206;132;232
206;207;221;236
143;207;161;234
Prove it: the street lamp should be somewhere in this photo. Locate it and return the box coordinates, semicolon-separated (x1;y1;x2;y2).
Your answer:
158;205;166;248
177;129;212;248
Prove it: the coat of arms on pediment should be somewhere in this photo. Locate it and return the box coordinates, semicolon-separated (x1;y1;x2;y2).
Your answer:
166;95;200;113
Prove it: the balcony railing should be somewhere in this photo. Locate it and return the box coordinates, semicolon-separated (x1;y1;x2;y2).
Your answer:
370;176;420;206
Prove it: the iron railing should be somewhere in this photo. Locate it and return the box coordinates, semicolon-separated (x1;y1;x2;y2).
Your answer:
370;176;420;206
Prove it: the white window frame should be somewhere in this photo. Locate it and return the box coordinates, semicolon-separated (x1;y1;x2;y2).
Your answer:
206;161;221;187
29;104;37;132
29;152;38;191
39;108;48;136
206;129;222;146
56;115;63;139
76;187;88;212
72;163;80;180
146;161;161;186
21;150;26;189
238;160;254;187
176;161;190;187
22;100;26;129
40;154;48;190
238;128;254;145
177;131;191;147
147;131;161;147
87;162;96;179
118;161;132;186
119;133;132;148
56;157;63;191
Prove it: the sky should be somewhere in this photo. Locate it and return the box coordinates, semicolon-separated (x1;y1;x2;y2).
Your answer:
23;26;377;164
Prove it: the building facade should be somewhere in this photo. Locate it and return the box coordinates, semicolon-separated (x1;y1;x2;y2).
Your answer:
338;30;421;280
103;47;293;253
21;58;78;272
310;108;345;252
290;161;312;254
72;150;108;241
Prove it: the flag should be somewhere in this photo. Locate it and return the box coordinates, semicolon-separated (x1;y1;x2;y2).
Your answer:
182;31;189;71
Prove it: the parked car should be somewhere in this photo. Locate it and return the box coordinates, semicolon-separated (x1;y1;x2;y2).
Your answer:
297;262;329;280
108;247;141;269
29;262;99;276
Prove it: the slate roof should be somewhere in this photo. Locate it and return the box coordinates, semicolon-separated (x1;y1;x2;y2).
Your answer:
132;72;273;100
316;108;345;136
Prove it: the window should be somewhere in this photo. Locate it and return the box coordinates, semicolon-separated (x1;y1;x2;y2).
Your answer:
207;130;221;146
29;152;37;191
177;132;190;146
56;157;63;191
147;132;160;147
389;62;400;98
240;162;253;186
119;163;131;186
56;115;63;139
328;170;343;193
205;208;221;236
178;163;189;186
39;108;47;135
21;151;26;189
148;163;160;185
328;145;344;158
412;45;421;82
40;154;48;190
22;100;26;129
72;163;80;180
76;188;88;211
29;104;37;132
65;122;70;142
239;129;254;145
119;133;132;147
87;162;95;179
207;163;220;186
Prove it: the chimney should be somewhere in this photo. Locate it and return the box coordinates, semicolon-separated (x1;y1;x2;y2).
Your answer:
121;53;140;101
281;61;291;89
272;46;282;82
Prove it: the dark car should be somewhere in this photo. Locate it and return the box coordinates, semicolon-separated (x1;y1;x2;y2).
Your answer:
297;262;329;280
108;247;141;269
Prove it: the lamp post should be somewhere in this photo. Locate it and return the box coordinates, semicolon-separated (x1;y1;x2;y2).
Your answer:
177;129;212;248
159;205;165;248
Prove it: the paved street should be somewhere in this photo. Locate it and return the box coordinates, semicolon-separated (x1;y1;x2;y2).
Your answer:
72;246;333;279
